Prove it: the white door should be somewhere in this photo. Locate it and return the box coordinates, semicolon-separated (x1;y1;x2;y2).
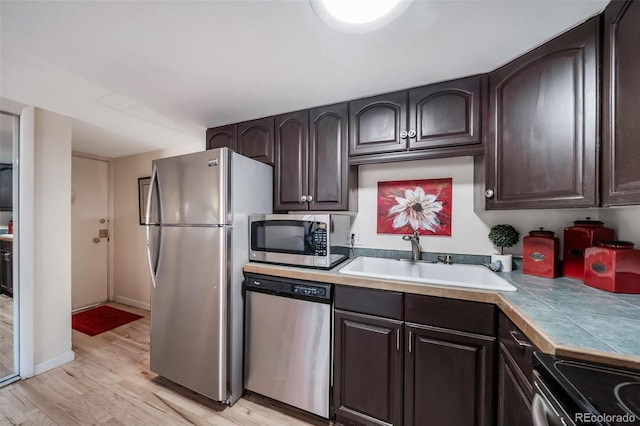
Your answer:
72;156;109;310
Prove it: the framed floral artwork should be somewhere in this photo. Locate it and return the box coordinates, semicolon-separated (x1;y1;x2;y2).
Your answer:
377;178;452;236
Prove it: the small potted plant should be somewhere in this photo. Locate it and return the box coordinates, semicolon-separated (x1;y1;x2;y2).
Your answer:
488;224;520;271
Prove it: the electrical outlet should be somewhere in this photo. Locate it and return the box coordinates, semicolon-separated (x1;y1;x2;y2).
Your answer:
346;232;361;245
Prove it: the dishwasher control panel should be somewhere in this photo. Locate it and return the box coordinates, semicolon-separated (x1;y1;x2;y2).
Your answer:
293;284;326;298
244;274;332;303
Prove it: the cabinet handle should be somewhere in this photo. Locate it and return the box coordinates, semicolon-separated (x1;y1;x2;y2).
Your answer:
299;195;307;203
408;129;416;138
484;189;495;199
408;330;412;353
396;329;400;351
3;253;9;261
509;330;531;348
307;195;313;202
400;130;408;139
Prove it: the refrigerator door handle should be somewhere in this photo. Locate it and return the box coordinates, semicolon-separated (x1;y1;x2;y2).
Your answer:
146;226;161;289
146;164;159;225
146;165;161;288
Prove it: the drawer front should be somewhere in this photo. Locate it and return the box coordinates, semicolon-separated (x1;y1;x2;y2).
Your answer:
405;294;496;336
499;312;535;385
335;285;404;320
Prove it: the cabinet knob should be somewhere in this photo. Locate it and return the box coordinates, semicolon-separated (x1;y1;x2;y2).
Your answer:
484;189;495;199
300;195;307;203
92;237;101;244
307;195;313;202
400;130;408;139
408;129;417;138
3;253;9;261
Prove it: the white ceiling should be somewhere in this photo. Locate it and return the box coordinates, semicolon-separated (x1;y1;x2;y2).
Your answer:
0;0;608;159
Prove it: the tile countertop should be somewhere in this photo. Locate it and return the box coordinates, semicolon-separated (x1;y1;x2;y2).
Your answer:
243;259;640;371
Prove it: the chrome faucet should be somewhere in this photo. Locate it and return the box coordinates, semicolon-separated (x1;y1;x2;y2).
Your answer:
402;231;421;261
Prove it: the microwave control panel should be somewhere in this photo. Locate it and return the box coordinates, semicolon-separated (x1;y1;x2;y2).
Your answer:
313;225;327;256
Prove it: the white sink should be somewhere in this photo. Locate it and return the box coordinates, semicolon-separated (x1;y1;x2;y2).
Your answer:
339;257;517;292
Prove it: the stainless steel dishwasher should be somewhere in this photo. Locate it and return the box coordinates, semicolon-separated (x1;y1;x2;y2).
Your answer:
244;274;332;419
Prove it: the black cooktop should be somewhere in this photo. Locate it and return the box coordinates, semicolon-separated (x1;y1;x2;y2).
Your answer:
534;352;640;425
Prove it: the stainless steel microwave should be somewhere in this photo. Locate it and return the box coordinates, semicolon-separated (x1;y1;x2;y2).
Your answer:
249;214;351;269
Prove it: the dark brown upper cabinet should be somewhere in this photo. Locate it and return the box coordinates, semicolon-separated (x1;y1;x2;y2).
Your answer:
206;119;274;165
237;117;274;165
349;75;485;165
275;103;356;212
205;124;236;151
349;91;408;157
602;0;640;206
274;110;309;211
478;17;599;210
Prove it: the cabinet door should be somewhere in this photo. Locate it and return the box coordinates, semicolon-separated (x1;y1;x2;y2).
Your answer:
309;103;353;211
0;164;12;211
237;117;274;165
409;75;483;151
205;124;237;151
484;18;599;209
349;91;408;156
274;110;309;211
497;347;533;426
0;246;11;296
404;323;495;426
602;0;640;206
334;310;403;426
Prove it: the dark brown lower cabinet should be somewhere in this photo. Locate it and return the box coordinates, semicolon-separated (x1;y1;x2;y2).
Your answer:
334;309;403;426
0;240;12;296
404;324;495;426
496;312;536;426
497;346;532;426
334;289;499;426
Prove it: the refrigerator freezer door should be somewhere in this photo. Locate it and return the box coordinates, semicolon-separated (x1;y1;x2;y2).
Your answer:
152;148;230;225
150;225;230;401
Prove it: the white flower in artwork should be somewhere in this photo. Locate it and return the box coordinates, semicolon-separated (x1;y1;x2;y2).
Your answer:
389;186;443;232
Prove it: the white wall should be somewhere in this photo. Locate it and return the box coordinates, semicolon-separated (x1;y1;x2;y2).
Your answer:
112;142;204;310
351;157;610;256
600;206;640;245
32;107;74;372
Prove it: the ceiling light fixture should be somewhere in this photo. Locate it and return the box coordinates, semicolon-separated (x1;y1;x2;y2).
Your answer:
310;0;413;33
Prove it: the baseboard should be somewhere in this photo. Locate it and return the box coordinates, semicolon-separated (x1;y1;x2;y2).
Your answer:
113;296;150;311
34;351;75;375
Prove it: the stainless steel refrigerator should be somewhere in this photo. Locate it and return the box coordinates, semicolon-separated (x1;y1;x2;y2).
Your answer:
145;148;272;405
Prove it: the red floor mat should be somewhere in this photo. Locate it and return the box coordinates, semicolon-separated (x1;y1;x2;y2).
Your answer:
72;305;143;336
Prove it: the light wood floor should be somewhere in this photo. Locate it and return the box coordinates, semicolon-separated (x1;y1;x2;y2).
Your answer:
0;293;15;379
0;302;332;425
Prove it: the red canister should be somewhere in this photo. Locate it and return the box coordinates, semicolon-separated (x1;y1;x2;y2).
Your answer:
584;241;640;294
523;228;560;278
563;218;615;280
